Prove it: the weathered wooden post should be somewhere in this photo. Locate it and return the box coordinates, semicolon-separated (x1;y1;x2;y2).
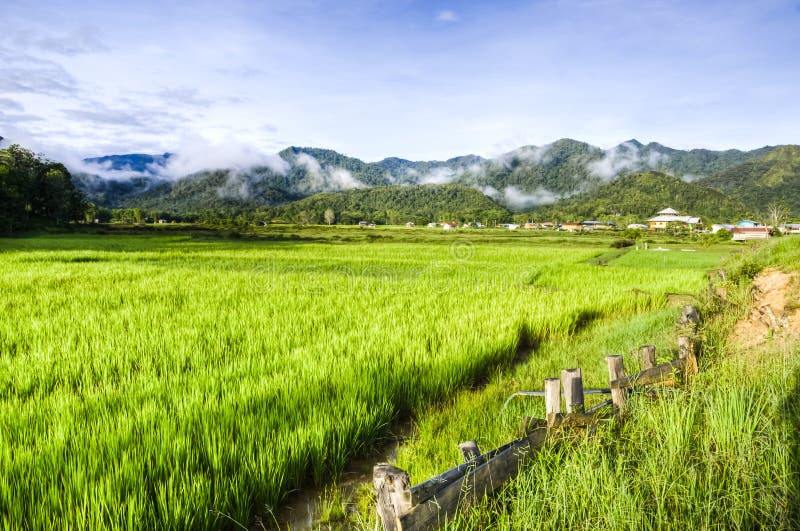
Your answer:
459;441;481;463
639;345;656;370
544;377;561;426
561;368;584;414
374;464;412;531
679;305;700;332
678;335;698;377
605;355;626;413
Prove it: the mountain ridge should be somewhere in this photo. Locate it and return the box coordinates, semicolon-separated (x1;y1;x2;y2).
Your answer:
72;139;791;217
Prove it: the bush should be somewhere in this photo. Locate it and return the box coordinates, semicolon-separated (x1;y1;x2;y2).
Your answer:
611;239;635;248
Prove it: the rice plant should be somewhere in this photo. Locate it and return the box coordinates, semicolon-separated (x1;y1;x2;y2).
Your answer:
0;232;725;528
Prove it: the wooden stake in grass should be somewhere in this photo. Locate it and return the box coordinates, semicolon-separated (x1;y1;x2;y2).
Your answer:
374;463;412;531
605;356;626;413
561;369;584;414
639;345;656;370
459;441;481;463
544;377;561;426
678;335;698;377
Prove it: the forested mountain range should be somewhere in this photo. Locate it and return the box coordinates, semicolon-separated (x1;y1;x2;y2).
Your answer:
72;139;786;219
0;137;787;226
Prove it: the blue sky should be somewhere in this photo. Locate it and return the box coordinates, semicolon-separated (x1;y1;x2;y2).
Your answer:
1;0;799;164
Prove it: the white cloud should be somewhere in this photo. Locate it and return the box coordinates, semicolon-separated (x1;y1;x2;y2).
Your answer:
476;185;501;200
436;10;459;22
294;152;365;192
502;186;559;209
588;141;668;180
494;144;553;169
418;166;461;184
217;170;254;200
162;134;290;179
0;97;25;113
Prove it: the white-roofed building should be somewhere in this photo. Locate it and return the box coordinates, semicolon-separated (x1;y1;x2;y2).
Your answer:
647;207;702;231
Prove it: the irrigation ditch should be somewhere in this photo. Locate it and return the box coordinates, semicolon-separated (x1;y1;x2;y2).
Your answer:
265;339;541;530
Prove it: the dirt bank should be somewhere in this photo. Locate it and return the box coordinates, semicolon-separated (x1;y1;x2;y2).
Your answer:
732;268;800;349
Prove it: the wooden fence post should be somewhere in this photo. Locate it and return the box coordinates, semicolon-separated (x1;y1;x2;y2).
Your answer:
605;356;626;413
639;345;656;370
544;377;561;426
679;305;701;333
561;368;584;414
459;441;481;463
678;335;698;377
374;464;412;531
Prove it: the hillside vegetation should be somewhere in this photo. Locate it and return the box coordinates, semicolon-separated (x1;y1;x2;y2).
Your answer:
528;171;749;223
0;145;86;233
699;145;800;214
257;184;510;224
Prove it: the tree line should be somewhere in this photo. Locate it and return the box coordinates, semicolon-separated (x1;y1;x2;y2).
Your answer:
0;145;86;234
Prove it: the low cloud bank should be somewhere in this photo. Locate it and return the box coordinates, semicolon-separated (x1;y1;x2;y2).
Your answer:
293;152;364;193
163;135;289;179
588;141;668;180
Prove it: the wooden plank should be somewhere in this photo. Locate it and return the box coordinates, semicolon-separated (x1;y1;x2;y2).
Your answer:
518;416;547;438
561;368;584;414
408;438;518;504
605;355;626;412
398;427;548;530
639;345;656;370
546;411;611;429
609;359;686;390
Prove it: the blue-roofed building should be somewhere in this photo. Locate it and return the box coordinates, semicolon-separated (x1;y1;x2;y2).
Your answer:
736;220;762;228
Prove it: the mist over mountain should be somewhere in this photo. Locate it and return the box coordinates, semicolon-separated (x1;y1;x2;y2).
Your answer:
83;153;173;175
71;139;785;217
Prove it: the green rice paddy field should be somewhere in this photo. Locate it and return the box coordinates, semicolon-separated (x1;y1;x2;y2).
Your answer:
0;228;774;529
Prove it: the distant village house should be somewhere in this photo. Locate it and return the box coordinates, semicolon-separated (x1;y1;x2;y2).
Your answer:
731;220;771;241
581;220;614;230
560;222;583;233
780;223;800;235
647;207;702;231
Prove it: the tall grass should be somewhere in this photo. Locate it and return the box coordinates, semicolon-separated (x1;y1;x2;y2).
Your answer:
0;232;725;528
388;237;800;530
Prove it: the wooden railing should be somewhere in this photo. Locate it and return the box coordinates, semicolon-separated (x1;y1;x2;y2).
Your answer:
373;305;700;531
